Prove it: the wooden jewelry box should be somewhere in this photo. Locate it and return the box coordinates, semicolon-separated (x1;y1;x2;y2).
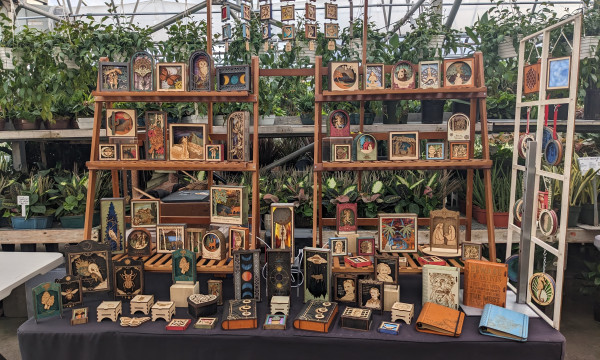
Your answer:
130;295;155;315
151;301;176;322
188;294;218;318
221;299;258;330
340;307;372;331
293;300;338;333
97;301;122;322
391;302;414;324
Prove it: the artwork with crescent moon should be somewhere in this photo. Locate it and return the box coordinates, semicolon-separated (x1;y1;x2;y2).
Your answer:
234;250;261;301
64;240;113;293
216;65;251;91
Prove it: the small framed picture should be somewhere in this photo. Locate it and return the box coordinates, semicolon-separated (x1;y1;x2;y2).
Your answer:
99;62;129;91
389;132;419;160
379;214;418;253
357;236;375;256
419;61;441;89
169;124;206;161
333;144;351;162
374;255;399;285
329;62;359;91
358;279;384;311
333;274;358;303
461;242;482;261
337;203;357;232
429;208;460;253
443;58;474;88
120;144;138;161
189;51;212;92
222;24;232;40
260;4;271;20
156;63;186;91
328;110;350;137
131;51;154;91
329;237;348;257
106;109;136;137
156;224;187;253
210;185;248;225
281;5;295;21
70;307;89;326
447;113;470;141
305;3;316;21
282;25;295;41
55;275;83;308
131;199;160;228
305;23;317;40
325;23;339;39
206;144;224;162
449;142;469;160
145;111;167;160
425;142;445;160
242;4;252;21
229;226;249;256
99;144;117;161
100;198;126;254
127;228;152;257
547;56;571;90
391;61;416;89
221;5;230;21
523;62;541;94
325;3;338;20
185;227;205;254
365;64;385;90
262;24;271;40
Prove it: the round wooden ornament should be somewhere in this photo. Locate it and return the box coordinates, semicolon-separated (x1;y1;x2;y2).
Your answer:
517;133;535;159
538;209;559;237
529;272;556;306
544;139;563;166
542;126;554;150
505;254;520;282
514;198;524;222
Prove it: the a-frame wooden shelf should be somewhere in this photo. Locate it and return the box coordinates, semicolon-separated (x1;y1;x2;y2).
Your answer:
314;159;492;172
91;90;257;103
87;160;257;172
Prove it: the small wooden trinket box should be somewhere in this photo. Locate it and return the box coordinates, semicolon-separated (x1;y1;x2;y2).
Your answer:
166;318;191;331
130;295;155;315
194;317;218;329
188;294;218;318
391;302;414;325
344;256;372;268
71;307;88;325
151;301;176;322
340;307;372;331
270;296;290;316
264;314;287;330
377;321;400;335
97;301;122;322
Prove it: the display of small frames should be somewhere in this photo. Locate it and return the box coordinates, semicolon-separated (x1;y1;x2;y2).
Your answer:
260;4;271;20
389;132;419;160
145;111;167;160
523;62;541;94
357;236;375;256
546;56;571;90
461;242;482;261
281;5;295;21
156;224;187;253
99;144;118;160
443;58;474;88
538;209;559;237
100;197;126;254
230;226;249;256
333;144;351;162
425;142;445;160
172;249;196;284
233;249;261;301
55;275;83;309
329;62;359;91
365;64;385;90
131;199;160;228
32;282;62;322
216;65;251;91
206;144;224;162
227;111;250;162
328;110;350;137
189;51;212;91
127;228;152;257
169;124;206;161
113;257;144;300
202;230;227;261
447;113;470;141
120;144;138;161
325;3;338;20
271;203;295;261
324;23;339;39
281;25;295;41
333;274;358;304
418;61;441;89
185;228;205;254
391;61;416;89
99;62;129;91
106;109;136;137
429;208;460;253
242;4;252;21
305;3;316;21
449;142;469;160
336;203;357;232
210;185;249;225
156;63;186;91
130;52;153;91
529;272;556;306
305;23;318;40
329;237;348;257
354;133;377;161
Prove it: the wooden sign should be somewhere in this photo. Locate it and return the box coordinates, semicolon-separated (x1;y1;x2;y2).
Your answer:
55;275;83;309
32;282;62;322
303;247;331;303
463;259;508;309
233;249;261;301
113;257;144;300
65;240;112;293
172;249;197;284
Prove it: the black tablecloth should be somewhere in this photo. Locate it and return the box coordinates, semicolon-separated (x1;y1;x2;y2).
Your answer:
18;272;565;360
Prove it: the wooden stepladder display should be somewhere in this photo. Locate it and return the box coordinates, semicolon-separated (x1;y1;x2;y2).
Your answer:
506;14;582;330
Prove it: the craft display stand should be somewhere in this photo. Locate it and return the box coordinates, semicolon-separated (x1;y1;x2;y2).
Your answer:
505;14;582;330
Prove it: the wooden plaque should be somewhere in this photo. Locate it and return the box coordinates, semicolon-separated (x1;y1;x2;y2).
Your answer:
378;213;418;253
145;111;167;160
449;142;470;160
99;62;129;91
202;230;227;260
429;208;460;252
270;203;295;261
55;275;83;309
127;228;152;257
227;111;250;162
189;51;212;91
374;255;399;285
329;62;359;91
229;226;249;256
131;51;154;92
447;113;470;141
328;110;350;137
266;249;292;303
303;247;331;303
333;273;358;304
233;249;261;301
130;199;160;228
106;109;136;138
32;282;62;322
113;257;144;300
336;203;357;232
463;260;508;309
216;65;251;91
443;58;475;88
156;223;187;253
389;132;419;160
169;124;207;161
156;63;186;91
172;249;197;284
523;62;541;94
391;61;416;89
210;185;249;225
358;279;384;311
65;240;112;293
418;61;441;89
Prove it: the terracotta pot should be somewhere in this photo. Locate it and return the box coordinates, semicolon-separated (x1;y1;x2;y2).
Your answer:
472;205;508;228
44;116;72;130
13;118;41;130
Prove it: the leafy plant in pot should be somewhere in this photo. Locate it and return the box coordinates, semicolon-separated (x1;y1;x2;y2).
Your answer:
54;170;89;228
568;156;600;227
298;92;315;125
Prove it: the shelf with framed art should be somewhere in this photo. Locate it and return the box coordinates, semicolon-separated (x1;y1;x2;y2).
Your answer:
312;51;497;274
83;55;261;275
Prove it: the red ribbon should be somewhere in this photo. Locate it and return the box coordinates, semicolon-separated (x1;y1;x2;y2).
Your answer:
553;104;561;139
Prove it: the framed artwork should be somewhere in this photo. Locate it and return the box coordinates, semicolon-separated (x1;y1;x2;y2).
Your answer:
447;113;470;141
262;24;271;40
227;111;250;162
221;5;230;21
202;230;227;260
425;142;445;160
523;61;541;94
303;247;331;302
222;24;232;40
358;279;384;311
216;65;251;91
337;203;357;232
130;52;153;91
207;279;223;305
281;5;295;21
156;224;186;253
325;23;339;39
325;3;338;20
260;4;271;20
99;144;117;161
365;64;385;90
156;63;185;91
328;110;350;137
242;4;252;21
120;144;138;160
206;144;224;162
305;23;317;40
355;133;377;161
127;228;152;257
266;249;292;302
106;109;136;137
185;228;205;254
305;3;316;21
333;274;357;303
461;242;482;261
233;249;261;301
329;62;359;91
379;214;418;253
32;282;62;322
131;200;160;228
391;61;416;89
144;111;167;160
64;240;112;293
529;272;555;306
172;249;196;284
429;208;460;252
333;144;351;162
389;132;419;160
419;61;441;89
357;236;375;256
282;25;295;41
71;307;88;325
169;124;206;160
271;203;295;261
210;185;248;225
100;197;126;254
547;56;571;90
99;62;129;91
374;256;399;285
113;257;144;300
329;237;348;257
449;142;469;160
229;226;249;256
443;58;474;88
189;51;212;91
55;275;82;309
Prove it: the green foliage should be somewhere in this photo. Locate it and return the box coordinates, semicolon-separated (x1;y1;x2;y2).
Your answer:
1;170;59;218
54;170;89;217
580;260;600;295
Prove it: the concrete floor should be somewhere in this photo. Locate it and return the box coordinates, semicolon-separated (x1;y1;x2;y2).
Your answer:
1;244;600;360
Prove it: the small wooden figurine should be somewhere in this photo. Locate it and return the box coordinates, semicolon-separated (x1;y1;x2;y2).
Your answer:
152;301;176;322
97;301;122;322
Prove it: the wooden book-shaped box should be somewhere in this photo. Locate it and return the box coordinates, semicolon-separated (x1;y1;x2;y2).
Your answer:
221;299;257;330
463;259;508;309
293;300;338;333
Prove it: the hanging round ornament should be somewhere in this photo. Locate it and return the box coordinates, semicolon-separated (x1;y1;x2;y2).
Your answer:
544;104;563;166
514;198;524;223
518;107;534;159
505;254;520;282
538;209;559;237
529;272;556;306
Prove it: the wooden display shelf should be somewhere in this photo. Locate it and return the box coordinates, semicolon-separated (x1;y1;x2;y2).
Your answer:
86;160;256;171
92;90;256;103
315;159;492;172
321;217;469;227
316;87;487;102
112;252;233;274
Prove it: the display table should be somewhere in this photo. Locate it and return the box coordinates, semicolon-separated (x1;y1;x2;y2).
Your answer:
0;252;64;300
18;273;565;360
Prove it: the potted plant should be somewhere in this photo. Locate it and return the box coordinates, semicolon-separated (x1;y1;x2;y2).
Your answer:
472;162;515;227
298;92;315;125
580;260;600;322
258;78;280;125
54;170;88;228
569;157;600;227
